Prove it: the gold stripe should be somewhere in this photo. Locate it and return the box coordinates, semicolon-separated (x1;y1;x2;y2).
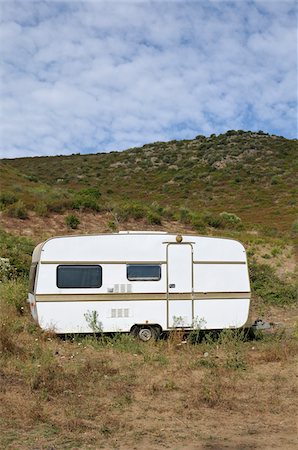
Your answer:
193;292;251;299
36;292;251;302
40;261;167;265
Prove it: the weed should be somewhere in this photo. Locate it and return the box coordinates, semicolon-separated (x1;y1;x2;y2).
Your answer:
199;368;228;407
0;319;23;356
30;359;72;398
218;329;247;371
191;358;218;369
84;310;103;336
164;379;177;390
107;220;117;231
65;213;80;229
271;247;282;257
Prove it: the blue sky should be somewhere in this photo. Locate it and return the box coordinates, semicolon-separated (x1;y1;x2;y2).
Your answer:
0;0;297;158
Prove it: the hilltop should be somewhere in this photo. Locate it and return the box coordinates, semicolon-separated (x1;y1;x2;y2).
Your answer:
1;130;297;234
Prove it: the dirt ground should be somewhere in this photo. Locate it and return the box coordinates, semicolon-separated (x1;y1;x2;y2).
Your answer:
1;304;297;450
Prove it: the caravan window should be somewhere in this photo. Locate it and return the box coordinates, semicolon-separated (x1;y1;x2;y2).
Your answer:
57;265;102;288
127;265;161;281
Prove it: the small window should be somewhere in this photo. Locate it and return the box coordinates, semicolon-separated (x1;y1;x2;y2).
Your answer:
57;265;102;288
29;264;37;293
127;264;161;281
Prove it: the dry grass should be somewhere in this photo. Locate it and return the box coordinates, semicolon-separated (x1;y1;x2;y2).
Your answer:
0;296;297;450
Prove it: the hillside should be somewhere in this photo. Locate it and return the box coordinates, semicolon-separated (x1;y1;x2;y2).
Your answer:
2;130;298;232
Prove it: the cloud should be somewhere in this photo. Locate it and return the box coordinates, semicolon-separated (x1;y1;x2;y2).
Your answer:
0;0;297;158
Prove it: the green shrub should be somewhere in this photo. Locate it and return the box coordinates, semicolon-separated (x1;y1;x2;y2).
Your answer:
0;192;18;208
34;202;49;217
249;262;297;305
114;203;146;221
179;207;192;224
25;174;38;182
0;229;34;276
72;196;100;212
271;176;280;185
0;258;13;281
71;188;101;212
6;201;29;219
220;211;242;225
47;199;73;213
291;220;298;234
190;213;207;233
107;220;117;231
0;277;28;314
65;214;80;230
271;247;281;257
219;212;243;229
202;212;224;229
146;211;162;225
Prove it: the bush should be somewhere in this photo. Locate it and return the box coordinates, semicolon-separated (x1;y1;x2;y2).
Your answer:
34;202;49;217
114;203;147;222
219;212;243;229
146;211;161;225
65;214;80;230
6;201;29;219
291;220;298;235
220;212;242;225
202;212;224;229
0;229;34;277
47;198;73;213
271;176;281;185
179;207;192;224
71;188;102;212
0;192;18;208
249;262;297;305
0;258;13;281
189;212;207;233
0;278;28;314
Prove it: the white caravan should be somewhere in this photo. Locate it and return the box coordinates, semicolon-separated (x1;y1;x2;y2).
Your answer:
28;232;251;340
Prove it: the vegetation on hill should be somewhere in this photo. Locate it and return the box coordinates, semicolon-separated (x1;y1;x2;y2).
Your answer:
1;130;297;232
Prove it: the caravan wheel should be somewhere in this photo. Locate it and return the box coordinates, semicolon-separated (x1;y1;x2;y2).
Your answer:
136;326;160;342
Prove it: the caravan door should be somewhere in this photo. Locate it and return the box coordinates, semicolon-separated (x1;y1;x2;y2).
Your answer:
167;244;193;327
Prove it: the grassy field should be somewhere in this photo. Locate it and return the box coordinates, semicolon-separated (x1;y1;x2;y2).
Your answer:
0;130;297;449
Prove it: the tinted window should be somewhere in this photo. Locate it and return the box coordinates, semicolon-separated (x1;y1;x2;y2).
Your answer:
127;265;161;281
57;265;102;288
29;264;37;293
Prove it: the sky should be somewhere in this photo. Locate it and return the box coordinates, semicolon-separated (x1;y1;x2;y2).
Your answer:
0;0;297;159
